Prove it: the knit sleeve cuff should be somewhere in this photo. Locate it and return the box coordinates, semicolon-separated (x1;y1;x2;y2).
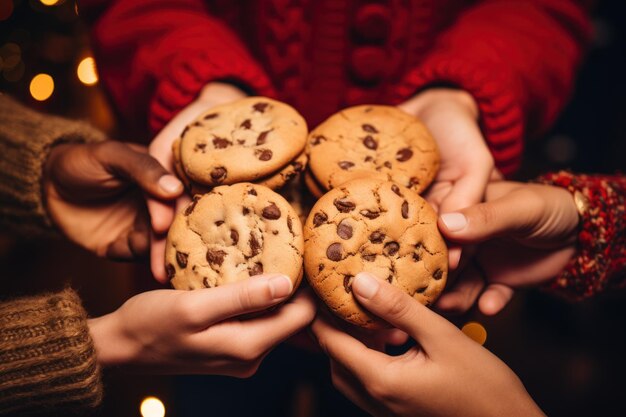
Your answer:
390;55;524;176
0;95;107;236
0;289;103;415
148;51;276;133
536;171;626;300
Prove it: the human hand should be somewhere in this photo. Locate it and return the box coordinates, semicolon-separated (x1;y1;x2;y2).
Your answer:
398;88;498;268
89;274;316;375
436;181;579;315
311;272;545;417
148;82;248;282
43;141;183;260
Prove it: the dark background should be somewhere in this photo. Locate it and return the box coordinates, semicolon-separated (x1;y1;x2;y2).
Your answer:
1;1;625;416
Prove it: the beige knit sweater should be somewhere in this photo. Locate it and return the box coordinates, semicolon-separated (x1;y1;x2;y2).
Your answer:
0;94;105;415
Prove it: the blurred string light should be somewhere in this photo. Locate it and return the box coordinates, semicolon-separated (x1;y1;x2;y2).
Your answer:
77;56;98;85
140;396;165;417
461;321;487;345
30;74;55;101
40;0;61;6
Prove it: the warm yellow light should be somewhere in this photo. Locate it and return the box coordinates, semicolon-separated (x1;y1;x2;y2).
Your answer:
140;396;165;417
461;321;487;345
77;57;98;85
40;0;60;6
29;74;54;101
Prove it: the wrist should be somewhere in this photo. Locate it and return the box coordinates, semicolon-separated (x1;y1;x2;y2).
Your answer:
88;313;136;367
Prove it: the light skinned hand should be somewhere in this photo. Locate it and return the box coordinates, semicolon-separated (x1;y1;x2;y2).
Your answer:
44;141;183;260
89;274;316;375
311;272;545;417
398;88;498;269
436;181;579;315
148;82;248;282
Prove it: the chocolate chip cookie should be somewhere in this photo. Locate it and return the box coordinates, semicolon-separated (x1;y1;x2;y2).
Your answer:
306;105;439;194
303;178;448;328
166;183;304;292
174;97;308;188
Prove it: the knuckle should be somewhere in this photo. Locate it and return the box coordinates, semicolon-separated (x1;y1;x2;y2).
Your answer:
235;285;256;312
474;203;497;227
385;291;414;321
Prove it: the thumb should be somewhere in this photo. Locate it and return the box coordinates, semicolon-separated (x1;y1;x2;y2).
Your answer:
351;272;459;350
100;142;184;200
438;189;545;244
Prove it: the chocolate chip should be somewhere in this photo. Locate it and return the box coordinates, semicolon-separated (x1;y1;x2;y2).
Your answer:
253;102;269;113
213;137;231;149
369;231;385;243
343;275;353;293
292;161;304;172
206;249;227;266
364;156;374;162
203;113;219;120
203;277;212;288
240;119;252;129
248;188;257;196
215;220;225;226
237;139;246;145
363;135;378;150
230;229;239;244
338;161;354;170
211;167;227;183
433;269;443;280
248;262;264;276
194;143;206;152
287;216;293;234
272;230;279;235
416;285;428;293
313;212;328;227
256;149;273;161
262;203;281;220
362;253;376;262
384;241;400;256
184;198;199;216
243;207;250;215
334;198;355;213
360;209;380;219
257;130;271;145
249;234;261;257
336;219;353;240
401;201;409;219
176;251;188;268
383;161;392;169
326;243;343;262
166;263;176;280
391;184;403;197
408;177;420;187
310;135;326;146
362;124;378;133
396;148;413;162
318;263;325;272
412;252;421;262
387;275;393;283
181;126;190;138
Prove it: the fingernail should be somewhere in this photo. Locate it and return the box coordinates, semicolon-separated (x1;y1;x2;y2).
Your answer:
353;273;380;300
268;275;293;299
440;213;467;232
158;175;183;193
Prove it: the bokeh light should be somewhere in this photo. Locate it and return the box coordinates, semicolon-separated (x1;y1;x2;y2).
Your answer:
0;0;13;21
77;56;98;85
40;0;60;6
140;396;165;417
29;74;55;101
461;321;487;345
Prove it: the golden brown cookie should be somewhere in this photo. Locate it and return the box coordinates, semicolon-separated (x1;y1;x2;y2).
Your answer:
306;105;439;194
175;97;308;187
165;183;304;291
303;178;447;328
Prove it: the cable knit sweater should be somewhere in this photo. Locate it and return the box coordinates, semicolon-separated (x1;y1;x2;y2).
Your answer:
81;0;592;175
0;94;104;415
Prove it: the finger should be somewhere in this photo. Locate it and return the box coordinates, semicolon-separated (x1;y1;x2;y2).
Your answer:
147;197;176;234
438;162;491;215
128;207;151;259
478;284;515;316
351;272;459;349
105;232;134;261
150;233;168;283
97;142;184;200
384;329;410;346
438;190;545;245
435;263;485;314
182;274;297;325
311;314;389;381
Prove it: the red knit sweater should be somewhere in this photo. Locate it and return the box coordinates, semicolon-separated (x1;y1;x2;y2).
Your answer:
81;0;591;176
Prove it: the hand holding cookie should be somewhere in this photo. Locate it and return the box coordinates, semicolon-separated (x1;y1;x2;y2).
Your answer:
311;273;545;417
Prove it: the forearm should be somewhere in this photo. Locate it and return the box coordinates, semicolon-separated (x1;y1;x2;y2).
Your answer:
537;171;626;299
0;94;106;235
0;289;102;415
